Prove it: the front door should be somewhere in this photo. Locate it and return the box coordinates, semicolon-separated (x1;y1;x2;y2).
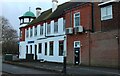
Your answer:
35;45;37;60
74;41;80;65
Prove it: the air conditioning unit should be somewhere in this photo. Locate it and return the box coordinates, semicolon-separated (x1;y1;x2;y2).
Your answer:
74;26;83;33
66;27;73;35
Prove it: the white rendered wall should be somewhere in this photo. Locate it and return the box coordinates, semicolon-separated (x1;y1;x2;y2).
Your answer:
19;17;66;63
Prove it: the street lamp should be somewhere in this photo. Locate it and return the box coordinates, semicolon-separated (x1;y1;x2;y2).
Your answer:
63;36;67;74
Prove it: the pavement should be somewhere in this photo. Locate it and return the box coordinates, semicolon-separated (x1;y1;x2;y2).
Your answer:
3;60;120;76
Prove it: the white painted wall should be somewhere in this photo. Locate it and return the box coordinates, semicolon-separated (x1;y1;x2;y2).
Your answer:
19;17;66;63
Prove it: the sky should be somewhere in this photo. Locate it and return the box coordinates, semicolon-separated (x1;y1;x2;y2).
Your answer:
0;0;69;31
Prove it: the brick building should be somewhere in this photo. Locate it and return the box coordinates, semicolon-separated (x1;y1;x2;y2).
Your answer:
65;1;120;68
19;0;120;68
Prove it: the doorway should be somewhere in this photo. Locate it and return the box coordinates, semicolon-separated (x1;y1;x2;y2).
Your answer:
74;41;80;65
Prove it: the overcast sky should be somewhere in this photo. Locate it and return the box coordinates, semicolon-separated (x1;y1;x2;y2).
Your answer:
0;0;69;31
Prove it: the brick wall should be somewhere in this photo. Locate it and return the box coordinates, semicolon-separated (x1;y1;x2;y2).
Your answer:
90;30;118;68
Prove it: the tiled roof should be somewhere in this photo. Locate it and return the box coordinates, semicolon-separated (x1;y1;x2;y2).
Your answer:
26;2;85;26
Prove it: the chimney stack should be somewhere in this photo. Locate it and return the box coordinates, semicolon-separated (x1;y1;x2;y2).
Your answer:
52;0;58;12
36;7;41;17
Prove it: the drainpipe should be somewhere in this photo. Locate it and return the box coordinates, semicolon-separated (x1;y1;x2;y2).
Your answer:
91;3;94;32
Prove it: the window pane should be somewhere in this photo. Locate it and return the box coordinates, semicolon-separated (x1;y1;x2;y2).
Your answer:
54;21;58;33
38;43;42;53
45;43;47;55
30;28;33;37
59;41;64;56
30;45;32;54
49;41;53;56
107;5;112;16
74;13;80;27
26;45;28;54
40;26;43;35
47;24;51;34
34;26;37;36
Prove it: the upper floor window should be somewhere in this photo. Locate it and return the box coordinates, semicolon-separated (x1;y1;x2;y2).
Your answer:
54;21;58;33
34;26;37;36
101;5;112;20
40;25;43;35
74;12;80;27
30;28;33;37
26;29;29;37
63;19;66;31
47;23;51;34
24;18;29;23
20;30;22;38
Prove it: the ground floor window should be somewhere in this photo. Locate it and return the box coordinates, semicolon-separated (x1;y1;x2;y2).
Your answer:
49;41;54;56
26;45;28;54
30;45;32;54
59;40;64;56
38;43;42;53
45;43;47;55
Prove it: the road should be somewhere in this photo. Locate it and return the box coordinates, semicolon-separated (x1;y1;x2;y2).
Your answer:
2;63;57;74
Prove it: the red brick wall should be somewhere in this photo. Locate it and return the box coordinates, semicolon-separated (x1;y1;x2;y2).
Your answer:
65;3;92;64
90;30;118;68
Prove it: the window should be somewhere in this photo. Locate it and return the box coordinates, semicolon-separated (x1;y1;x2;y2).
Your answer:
34;26;37;36
74;12;80;27
30;28;33;37
74;41;80;48
26;29;29;37
49;41;54;56
38;43;42;53
40;25;43;35
24;18;29;23
54;21;58;33
30;45;32;54
63;19;66;31
45;43;47;55
47;23;51;34
101;5;112;20
26;45;28;54
20;30;22;38
59;40;64;56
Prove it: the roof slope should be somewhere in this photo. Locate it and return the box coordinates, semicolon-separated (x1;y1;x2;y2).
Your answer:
27;2;85;26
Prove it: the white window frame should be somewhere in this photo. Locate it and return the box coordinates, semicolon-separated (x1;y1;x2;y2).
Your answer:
101;5;113;20
74;12;80;27
74;41;80;48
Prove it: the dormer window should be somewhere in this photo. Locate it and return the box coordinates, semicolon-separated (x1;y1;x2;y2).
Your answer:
101;5;112;20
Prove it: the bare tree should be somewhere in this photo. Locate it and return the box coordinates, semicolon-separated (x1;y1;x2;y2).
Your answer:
0;16;18;55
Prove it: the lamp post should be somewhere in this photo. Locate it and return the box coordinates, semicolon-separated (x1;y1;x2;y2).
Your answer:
63;36;66;74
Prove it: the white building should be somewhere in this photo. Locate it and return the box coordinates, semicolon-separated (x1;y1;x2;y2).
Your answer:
19;0;68;63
